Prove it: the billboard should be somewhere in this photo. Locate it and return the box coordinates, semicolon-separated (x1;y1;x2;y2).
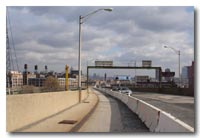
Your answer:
95;61;113;67
142;60;152;67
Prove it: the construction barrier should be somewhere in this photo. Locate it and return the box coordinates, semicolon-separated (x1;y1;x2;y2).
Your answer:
96;88;194;133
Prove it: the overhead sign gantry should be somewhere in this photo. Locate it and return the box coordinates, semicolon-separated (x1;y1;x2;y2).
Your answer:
86;65;162;88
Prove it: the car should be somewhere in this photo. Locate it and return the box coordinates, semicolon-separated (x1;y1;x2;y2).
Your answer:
118;87;132;95
111;86;120;91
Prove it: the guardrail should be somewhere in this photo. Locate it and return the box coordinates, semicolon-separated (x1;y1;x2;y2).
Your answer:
95;87;194;132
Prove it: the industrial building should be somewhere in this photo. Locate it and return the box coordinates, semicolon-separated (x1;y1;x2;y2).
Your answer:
188;61;194;89
14;64;87;90
7;71;23;88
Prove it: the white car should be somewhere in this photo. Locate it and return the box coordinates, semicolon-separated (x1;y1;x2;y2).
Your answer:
119;87;132;96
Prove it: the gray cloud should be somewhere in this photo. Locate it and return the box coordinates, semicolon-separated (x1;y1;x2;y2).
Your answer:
7;6;194;77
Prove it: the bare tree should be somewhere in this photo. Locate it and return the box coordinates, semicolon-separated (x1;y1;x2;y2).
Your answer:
43;76;59;92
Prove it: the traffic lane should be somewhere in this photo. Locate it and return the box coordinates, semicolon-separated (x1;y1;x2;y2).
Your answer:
78;89;149;132
131;92;194;104
131;92;194;128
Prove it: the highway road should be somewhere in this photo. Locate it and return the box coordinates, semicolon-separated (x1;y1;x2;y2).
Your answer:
131;92;195;128
77;89;149;132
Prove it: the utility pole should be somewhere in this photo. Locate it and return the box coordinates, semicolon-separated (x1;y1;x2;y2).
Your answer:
6;18;11;95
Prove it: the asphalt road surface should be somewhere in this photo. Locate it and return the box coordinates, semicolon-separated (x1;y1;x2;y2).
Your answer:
77;89;149;132
131;92;195;128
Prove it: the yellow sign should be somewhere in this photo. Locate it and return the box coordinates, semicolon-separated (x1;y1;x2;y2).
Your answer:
65;65;69;91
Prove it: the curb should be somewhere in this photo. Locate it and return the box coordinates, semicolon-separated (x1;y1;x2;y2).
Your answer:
69;92;99;132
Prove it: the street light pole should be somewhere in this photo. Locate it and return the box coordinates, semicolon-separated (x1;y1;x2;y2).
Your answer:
78;15;82;102
78;8;112;102
164;46;181;87
178;50;181;87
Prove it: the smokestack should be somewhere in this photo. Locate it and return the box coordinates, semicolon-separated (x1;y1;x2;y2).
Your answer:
35;65;40;78
34;65;38;74
45;65;48;73
35;65;38;70
24;64;27;72
23;64;28;85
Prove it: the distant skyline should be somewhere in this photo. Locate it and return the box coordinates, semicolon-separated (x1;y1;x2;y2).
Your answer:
7;6;194;77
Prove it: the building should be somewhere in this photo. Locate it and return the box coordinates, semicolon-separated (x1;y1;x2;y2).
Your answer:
19;64;88;90
188;61;194;89
23;72;36;85
73;74;87;88
28;78;46;87
57;78;66;88
69;70;80;78
68;78;77;89
181;66;189;79
162;68;175;82
181;66;189;88
135;75;149;82
8;71;23;88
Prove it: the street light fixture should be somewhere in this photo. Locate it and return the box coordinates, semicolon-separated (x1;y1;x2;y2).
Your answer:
78;8;113;102
164;45;181;87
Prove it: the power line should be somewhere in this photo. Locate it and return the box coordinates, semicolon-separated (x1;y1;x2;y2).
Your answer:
7;8;19;72
6;8;20;94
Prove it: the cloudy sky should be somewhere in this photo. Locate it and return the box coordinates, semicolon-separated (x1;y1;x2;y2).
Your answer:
7;6;194;77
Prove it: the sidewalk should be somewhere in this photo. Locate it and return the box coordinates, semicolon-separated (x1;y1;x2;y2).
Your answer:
77;90;149;132
17;90;98;132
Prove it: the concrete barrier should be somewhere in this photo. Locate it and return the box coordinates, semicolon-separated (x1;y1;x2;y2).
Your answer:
118;92;122;100
127;96;138;113
106;89;111;94
121;94;129;104
115;92;121;99
112;91;117;98
135;99;194;132
136;100;160;132
107;91;115;97
96;88;194;132
155;111;194;132
7;90;88;132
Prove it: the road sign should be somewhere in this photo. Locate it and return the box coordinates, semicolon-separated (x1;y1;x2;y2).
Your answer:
142;60;152;67
95;61;113;67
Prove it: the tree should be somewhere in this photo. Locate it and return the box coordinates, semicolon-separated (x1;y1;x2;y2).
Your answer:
43;76;59;92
